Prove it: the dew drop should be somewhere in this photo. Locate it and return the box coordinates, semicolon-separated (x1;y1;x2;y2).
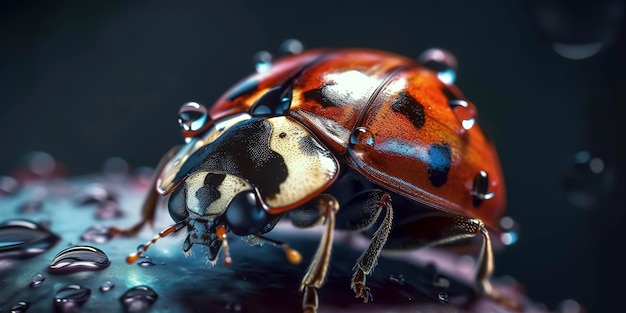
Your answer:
30;273;45;288
103;157;129;180
119;285;159;312
388;273;405;284
100;281;115;292
253;50;273;73
349;127;375;154
54;284;91;313
563;150;614;209
0;176;20;196
48;245;111;274
279;38;304;55
10;301;30;313
23;151;56;177
137;255;155;267
0;219;60;259
449;99;477;131
178;102;209;138
437;292;449;302
417;48;458;84
95;200;123;220
74;184;116;205
80;225;111;244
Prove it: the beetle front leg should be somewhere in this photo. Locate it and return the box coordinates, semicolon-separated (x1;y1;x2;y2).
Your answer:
334;190;393;303
290;194;339;313
108;145;180;237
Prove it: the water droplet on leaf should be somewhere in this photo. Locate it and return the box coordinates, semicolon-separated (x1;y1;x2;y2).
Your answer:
30;273;45;288
0;219;60;259
10;301;29;313
54;285;91;313
100;281;115;292
119;285;158;312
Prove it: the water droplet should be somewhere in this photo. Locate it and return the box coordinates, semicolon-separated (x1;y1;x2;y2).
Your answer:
95;200;123;220
0;176;20;196
48;245;111;274
100;281;115;292
437;292;449;302
30;273;45;288
10;301;29;312
449;99;477;131
279;38;304;55
80;225;111;244
119;286;159;312
17;200;43;214
417;48;458;84
0;219;60;259
75;184;116;205
388;274;405;284
563;150;615;209
253;50;272;73
137;255;155;267
349;127;375;154
558;299;582;313
103;157;129;180
23;151;56;177
178;102;209;139
54;285;91;312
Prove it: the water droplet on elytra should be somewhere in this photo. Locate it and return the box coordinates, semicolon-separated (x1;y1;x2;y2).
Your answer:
253;50;272;73
10;301;29;313
80;225;111;244
137;255;155;267
95;200;123;220
349;127;375;155
75;184;116;206
30;273;45;288
178;102;209;137
103;157;129;180
54;285;91;313
388;274;405;284
417;48;458;84
563;150;614;209
48;245;110;274
0;176;20;196
0;219;60;259
437;292;449;302
100;281;115;292
119;285;158;312
449;99;477;131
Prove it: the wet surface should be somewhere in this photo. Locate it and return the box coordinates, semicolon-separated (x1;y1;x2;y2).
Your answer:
0;176;550;312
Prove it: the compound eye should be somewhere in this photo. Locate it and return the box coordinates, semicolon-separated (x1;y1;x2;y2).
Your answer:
168;185;188;222
178;102;211;140
225;191;267;236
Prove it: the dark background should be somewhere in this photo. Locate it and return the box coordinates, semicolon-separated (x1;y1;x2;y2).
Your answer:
1;0;624;312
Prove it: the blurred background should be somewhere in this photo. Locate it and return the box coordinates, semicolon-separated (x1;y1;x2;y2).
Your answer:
0;0;624;311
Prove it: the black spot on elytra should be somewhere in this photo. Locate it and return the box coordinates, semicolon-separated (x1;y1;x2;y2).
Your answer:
195;173;227;212
303;83;338;107
472;171;489;207
427;143;451;187
391;91;425;129
226;77;259;101
298;135;325;156
175;118;288;201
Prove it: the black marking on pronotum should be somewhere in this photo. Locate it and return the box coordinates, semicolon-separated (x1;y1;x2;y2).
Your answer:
303;83;338;108
391;91;425;129
226;77;259;101
472;170;494;207
174;118;288;201
251;85;293;116
427;143;451;187
298;135;326;156
195;173;227;213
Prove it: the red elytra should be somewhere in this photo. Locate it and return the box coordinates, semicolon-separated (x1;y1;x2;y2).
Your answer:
206;48;506;230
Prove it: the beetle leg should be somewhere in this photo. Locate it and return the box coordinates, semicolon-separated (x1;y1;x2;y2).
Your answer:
108;145;180;237
298;194;339;313
334;190;393;303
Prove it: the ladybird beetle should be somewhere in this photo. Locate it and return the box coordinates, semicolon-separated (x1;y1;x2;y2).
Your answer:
110;44;506;312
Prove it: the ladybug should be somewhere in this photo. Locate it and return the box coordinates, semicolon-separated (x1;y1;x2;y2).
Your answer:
110;44;506;313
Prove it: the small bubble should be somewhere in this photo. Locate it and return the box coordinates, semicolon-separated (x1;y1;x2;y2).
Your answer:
437;292;449;302
137;256;155;267
0;219;60;259
95;200;123;220
417;48;458;84
48;245;111;274
253;50;273;73
279;39;304;55
30;273;45;288
100;281;115;292
103;157;129;180
54;285;91;313
10;301;29;313
80;225;111;244
75;184;116;205
119;285;158;312
388;274;405;284
0;176;20;196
